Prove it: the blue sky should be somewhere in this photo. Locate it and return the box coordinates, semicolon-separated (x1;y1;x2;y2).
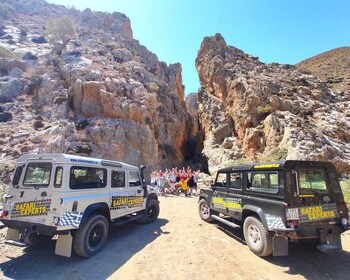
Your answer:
47;0;350;96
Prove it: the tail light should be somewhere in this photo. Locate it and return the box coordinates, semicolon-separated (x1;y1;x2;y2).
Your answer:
1;210;9;218
282;202;289;208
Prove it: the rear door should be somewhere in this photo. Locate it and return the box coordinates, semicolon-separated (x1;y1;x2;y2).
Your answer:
285;167;340;226
7;160;54;223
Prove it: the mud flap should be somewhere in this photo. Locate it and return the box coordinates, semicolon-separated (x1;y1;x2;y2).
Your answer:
6;228;20;241
273;235;288;256
55;232;73;257
317;231;342;252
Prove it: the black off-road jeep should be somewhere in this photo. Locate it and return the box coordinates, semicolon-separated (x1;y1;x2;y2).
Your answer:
198;160;349;257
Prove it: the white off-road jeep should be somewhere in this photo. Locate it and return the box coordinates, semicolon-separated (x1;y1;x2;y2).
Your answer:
0;153;159;257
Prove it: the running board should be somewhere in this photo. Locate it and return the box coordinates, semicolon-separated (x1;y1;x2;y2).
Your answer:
211;215;241;228
112;214;142;226
5;239;28;247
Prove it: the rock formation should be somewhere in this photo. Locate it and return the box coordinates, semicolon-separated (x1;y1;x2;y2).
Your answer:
196;33;350;174
297;47;350;94
0;0;194;182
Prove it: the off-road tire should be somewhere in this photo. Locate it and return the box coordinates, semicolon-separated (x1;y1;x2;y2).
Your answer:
27;232;52;246
139;199;160;223
243;216;273;257
73;214;109;258
198;199;215;223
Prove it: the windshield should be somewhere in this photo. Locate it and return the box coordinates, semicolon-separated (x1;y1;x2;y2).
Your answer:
298;169;327;193
23;162;52;187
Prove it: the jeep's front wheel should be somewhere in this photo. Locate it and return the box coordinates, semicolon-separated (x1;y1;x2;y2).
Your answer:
145;199;160;223
73;215;109;258
243;216;272;257
198;199;214;222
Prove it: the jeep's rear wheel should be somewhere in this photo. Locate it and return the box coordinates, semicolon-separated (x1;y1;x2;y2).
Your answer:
199;199;214;222
243;216;272;257
73;215;109;258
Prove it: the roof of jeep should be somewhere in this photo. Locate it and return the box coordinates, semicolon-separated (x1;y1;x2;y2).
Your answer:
16;153;139;170
217;160;336;173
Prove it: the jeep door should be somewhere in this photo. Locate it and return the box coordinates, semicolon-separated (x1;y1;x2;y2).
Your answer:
109;169;129;218
125;170;146;214
224;172;244;220
211;172;229;215
109;169;145;219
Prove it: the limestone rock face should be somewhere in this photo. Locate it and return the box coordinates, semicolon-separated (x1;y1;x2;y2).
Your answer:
0;0;193;181
196;33;350;174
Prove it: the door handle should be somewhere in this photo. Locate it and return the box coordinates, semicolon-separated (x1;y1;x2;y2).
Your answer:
137;189;141;194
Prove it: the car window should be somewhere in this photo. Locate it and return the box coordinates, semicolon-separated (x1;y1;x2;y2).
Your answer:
215;173;227;188
112;170;125;188
54;167;63;188
23;162;52;187
298;169;327;192
129;171;141;187
12;165;24;186
247;172;279;193
70;167;106;189
229;173;242;189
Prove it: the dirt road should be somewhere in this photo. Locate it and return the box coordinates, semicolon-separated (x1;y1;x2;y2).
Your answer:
1;195;349;280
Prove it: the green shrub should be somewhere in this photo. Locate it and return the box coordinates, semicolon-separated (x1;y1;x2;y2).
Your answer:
0;182;8;204
27;75;43;95
340;179;350;206
146;82;159;93
260;147;288;162
257;105;272;114
0;46;12;58
0;7;9;19
46;16;77;47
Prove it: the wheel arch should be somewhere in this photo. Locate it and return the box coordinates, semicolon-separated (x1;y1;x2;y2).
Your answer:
198;193;210;204
242;205;268;230
80;202;111;225
146;193;158;204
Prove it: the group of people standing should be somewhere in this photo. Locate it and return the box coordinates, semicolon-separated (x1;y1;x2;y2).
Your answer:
150;167;200;197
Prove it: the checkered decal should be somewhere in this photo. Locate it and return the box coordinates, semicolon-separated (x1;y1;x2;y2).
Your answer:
265;214;286;230
59;212;83;228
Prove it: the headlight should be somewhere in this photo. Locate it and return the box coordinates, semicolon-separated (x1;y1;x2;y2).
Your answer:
341;217;348;226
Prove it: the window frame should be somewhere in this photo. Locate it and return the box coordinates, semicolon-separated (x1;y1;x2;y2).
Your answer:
129;171;141;187
12;164;24;187
69;166;107;190
297;168;328;193
111;170;126;188
23;162;52;188
54;166;63;188
246;171;279;194
228;172;242;190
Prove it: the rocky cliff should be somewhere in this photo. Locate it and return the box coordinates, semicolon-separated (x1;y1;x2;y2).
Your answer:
296;47;350;94
196;34;350;174
0;0;194;182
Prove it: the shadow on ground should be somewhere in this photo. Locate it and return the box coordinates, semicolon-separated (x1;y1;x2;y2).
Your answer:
0;218;168;280
215;221;350;280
